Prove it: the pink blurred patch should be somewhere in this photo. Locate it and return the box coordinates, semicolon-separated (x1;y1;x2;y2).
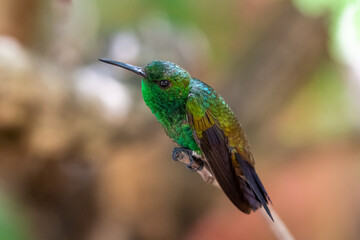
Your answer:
185;141;360;240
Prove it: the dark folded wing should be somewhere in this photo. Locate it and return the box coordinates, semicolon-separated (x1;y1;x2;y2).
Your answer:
187;112;253;214
185;92;273;219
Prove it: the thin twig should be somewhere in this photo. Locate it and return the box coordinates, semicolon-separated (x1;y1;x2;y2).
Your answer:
175;152;295;240
261;206;294;240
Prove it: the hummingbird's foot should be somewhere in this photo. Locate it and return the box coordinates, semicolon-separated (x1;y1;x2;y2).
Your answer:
172;147;204;171
172;147;216;184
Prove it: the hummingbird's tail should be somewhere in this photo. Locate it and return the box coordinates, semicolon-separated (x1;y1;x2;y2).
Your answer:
236;153;273;221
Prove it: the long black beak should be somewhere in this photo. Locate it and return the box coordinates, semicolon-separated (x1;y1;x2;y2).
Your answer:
99;59;147;78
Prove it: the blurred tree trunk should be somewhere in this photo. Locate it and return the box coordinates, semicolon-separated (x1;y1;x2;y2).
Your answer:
229;2;327;133
0;0;41;45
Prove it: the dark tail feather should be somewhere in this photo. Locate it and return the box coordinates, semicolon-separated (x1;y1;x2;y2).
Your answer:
236;153;274;221
238;177;261;210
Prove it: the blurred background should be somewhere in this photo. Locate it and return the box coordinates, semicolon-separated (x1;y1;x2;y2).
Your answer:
0;0;359;239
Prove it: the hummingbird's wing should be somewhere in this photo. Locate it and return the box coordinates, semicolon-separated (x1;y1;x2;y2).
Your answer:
186;92;273;220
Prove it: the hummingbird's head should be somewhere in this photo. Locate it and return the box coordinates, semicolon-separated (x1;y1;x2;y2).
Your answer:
99;59;192;107
142;60;191;100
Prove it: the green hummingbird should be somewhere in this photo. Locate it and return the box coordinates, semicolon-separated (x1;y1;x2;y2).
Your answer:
99;59;273;220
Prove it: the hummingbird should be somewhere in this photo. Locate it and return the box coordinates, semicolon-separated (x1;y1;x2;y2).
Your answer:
99;59;273;220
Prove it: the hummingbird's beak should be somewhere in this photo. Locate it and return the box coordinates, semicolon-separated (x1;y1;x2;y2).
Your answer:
99;59;147;78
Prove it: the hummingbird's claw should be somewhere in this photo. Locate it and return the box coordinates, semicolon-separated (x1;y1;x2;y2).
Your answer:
172;147;203;171
172;147;186;161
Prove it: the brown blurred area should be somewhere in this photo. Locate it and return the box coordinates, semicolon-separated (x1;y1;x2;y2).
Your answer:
0;0;359;240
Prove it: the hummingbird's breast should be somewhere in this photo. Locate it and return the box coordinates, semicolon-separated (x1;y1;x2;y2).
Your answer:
152;105;200;152
163;113;201;153
141;81;200;152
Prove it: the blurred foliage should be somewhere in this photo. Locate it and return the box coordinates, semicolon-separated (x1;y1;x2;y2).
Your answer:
292;0;360;60
0;0;359;240
293;0;350;16
0;192;31;240
275;61;352;146
96;0;250;64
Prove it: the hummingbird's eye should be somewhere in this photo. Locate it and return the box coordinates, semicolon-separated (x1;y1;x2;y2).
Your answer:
159;80;171;89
